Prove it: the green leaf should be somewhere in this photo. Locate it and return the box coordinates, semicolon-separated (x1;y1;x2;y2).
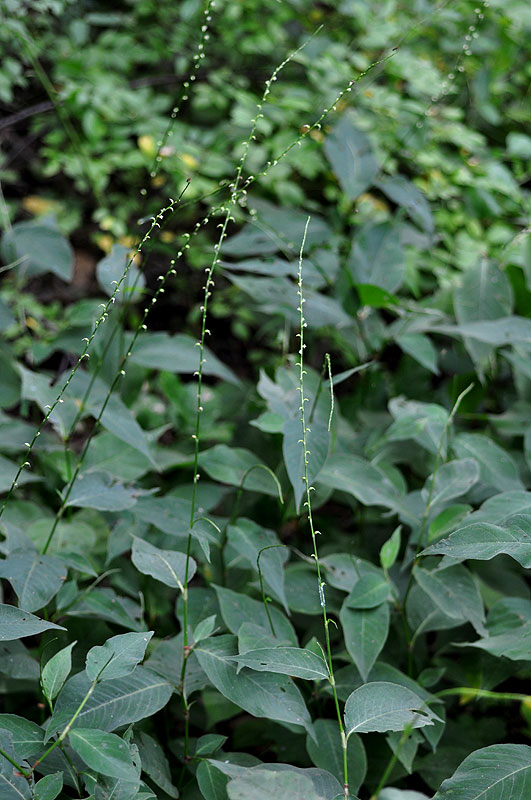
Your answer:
461;597;531;661
1;221;73;281
0;640;39;680
348;222;405;293
197;759;229;800
386;398;449;456
433;744;531;799
85;631;153;682
213;585;297;644
380;526;401;570
415;565;485;635
64;472;138;511
306;718;367;795
426;459;480;510
283;417;330;512
345;573;390;609
323;114;378;199
34;773;63;800
41;641;76;704
96;244;145;301
377;176;434;233
195;635;315;740
0;604;64;641
433;316;531;346
0;714;44;759
67;587;142;631
422;514;531;568
396;334;439;375
130;332;239;384
318;453;412;521
199;445;281;496
453;258;513;370
135;732;178;798
69;728;138;781
231;646;328;680
0;737;31;799
227;518;288;613
356;284;399;308
452;433;523;492
379;786;429;799
0;552;67;613
227;770;321;800
340;601;390;681
46;666;172;737
131;536;194;590
344;682;440;735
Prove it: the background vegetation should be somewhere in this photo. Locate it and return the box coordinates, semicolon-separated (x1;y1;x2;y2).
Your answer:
0;0;530;798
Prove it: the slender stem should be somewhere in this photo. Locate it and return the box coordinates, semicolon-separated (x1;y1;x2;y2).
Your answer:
435;687;529;703
0;746;29;779
296;219;349;799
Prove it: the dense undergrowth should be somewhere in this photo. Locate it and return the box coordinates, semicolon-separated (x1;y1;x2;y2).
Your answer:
0;0;530;798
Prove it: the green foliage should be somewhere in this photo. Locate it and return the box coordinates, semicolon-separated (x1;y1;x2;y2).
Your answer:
0;0;530;798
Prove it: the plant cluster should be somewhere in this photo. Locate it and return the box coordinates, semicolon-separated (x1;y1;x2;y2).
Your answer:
0;0;530;799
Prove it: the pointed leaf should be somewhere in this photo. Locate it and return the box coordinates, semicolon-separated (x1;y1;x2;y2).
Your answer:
227;518;288;613
85;631;153;682
422;514;531;568
345;574;390;609
231;647;328;680
69;728;138;781
213;585;296;645
65;472;137;511
227;770;321;800
415;565;485;635
199;445;280;496
324;115;378;199
340;601;390;680
0;605;64;641
433;744;531;799
131;536;194;590
0;714;44;759
380;526;402;570
306;718;367;795
344;682;440;736
41;641;76;703
34;773;63;800
195;635;315;740
453;433;523;492
0;553;67;613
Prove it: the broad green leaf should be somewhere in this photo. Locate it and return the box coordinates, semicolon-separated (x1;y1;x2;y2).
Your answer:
454;258;513;370
67;587;142;631
0;737;31;799
379;788;430;799
340;601;390;680
426;459;480;510
18;365;78;439
306;718;367;795
130;332;238;384
344;682;440;735
284;564;327;615
34;773;63;800
131;536;194;590
415;565;485;635
348;222;405;293
65;472;138;511
453;433;523;492
432;316;531;346
422;514;531;568
318;453;412;521
227;518;288;613
323;115;378;199
428;505;472;543
0;453;40;493
199;445;281;497
380;526;401;570
96;244;145;301
82;432;152;481
0;641;39;680
461;597;531;661
0;604;64;641
377;176;434;233
386;398;449;456
195;635;315;740
227;770;321;800
41;641;76;704
283;417;330;512
213;585;297;645
0;552;66;612
237;622;287;653
195;734;227;756
396;334;439;375
1;221;73;281
0;714;44;759
85;631;153;682
345;573;390;609
322;553;381;593
197;759;229;800
231;647;329;680
387;728;423;773
433;744;531;799
69;728;138;782
46;666;172;738
135;732;178;798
